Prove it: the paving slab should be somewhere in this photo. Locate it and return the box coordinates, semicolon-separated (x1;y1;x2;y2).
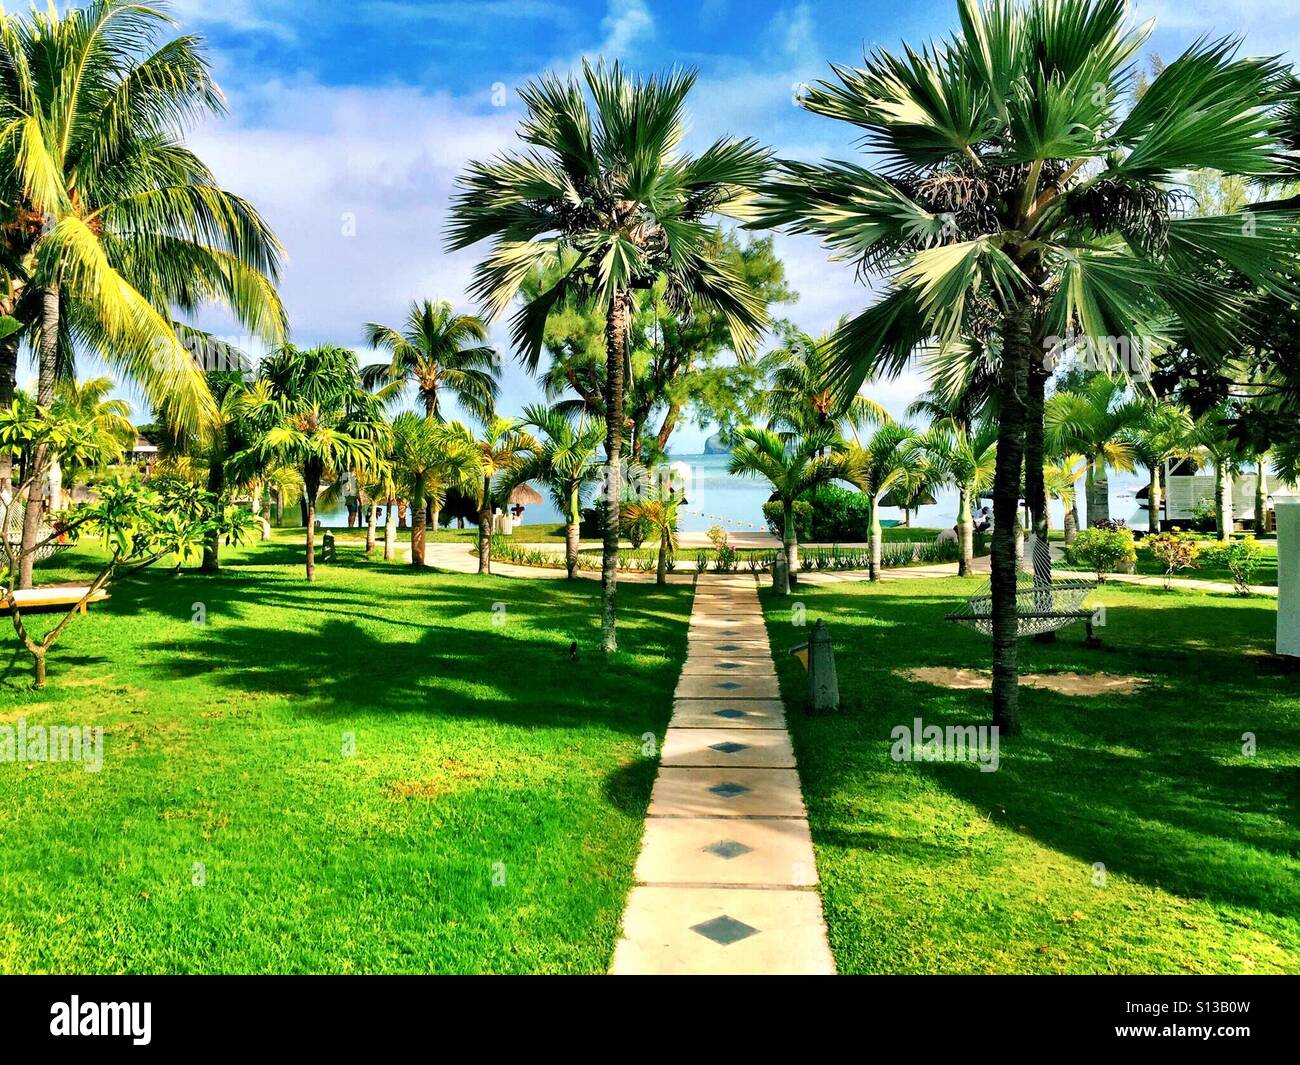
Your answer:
685;637;772;656
674;672;781;700
635;818;817;887
670;698;787;729
611;886;835;975
679;655;777;677
648;767;807;817
661;727;796;769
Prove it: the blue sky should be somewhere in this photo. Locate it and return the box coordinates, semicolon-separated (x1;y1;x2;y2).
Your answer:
85;0;1300;449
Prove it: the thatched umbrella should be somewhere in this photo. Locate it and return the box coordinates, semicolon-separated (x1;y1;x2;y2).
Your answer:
509;483;543;507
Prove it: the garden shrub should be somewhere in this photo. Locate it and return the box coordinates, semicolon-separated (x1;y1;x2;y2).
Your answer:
1143;530;1200;589
1203;537;1265;595
762;500;812;540
1069;526;1136;581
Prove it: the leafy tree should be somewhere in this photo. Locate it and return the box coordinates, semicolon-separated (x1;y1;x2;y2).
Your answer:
1045;376;1142;526
362;300;499;422
844;424;926;580
622;493;682;585
468;415;535;575
766;327;890;441
754;0;1300;731
1124;400;1195;532
921;419;997;574
448;60;770;652
389;412;479;567
50;376;134;485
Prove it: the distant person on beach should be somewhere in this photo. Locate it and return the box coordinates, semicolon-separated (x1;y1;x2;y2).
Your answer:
342;470;360;528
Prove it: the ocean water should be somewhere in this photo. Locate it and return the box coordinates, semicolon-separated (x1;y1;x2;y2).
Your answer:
307;451;1149;533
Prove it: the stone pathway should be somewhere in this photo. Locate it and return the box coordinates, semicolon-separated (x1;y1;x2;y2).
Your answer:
611;574;835;975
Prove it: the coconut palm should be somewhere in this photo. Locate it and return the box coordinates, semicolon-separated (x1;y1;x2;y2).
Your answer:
1124;400;1195;532
728;426;845;591
469;414;535;575
389;412;479;568
921;419;997;575
234;346;388;580
50;376;134;483
447;60;771;652
510;403;606;579
623;493;683;586
765;329;890;440
1044;376;1143;526
361;300;499;423
844;424;926;580
1044;454;1089;540
755;0;1300;731
1192;405;1245;540
0;1;286;587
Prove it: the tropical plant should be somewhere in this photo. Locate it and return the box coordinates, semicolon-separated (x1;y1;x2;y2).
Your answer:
389;412;479;568
844;424;926;580
1043;453;1088;542
1191;405;1246;540
1068;525;1136;582
622;492;683;585
49;376;134;484
510;404;605;578
1203;536;1264;594
1124;399;1196;532
0;1;286;587
754;0;1300;731
728;426;846;591
1044;376;1143;526
468;414;535;575
447;60;771;651
765;328;889;440
921;418;997;575
1144;529;1201;589
233;346;388;580
361;300;499;423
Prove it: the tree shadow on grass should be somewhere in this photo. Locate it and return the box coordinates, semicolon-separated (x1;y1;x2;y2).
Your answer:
777;582;1300;919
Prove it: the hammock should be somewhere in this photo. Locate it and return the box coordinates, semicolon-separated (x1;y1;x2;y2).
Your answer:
3;501;69;565
945;535;1097;638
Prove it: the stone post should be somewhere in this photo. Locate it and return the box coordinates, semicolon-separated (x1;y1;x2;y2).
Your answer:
807;618;839;714
772;551;790;595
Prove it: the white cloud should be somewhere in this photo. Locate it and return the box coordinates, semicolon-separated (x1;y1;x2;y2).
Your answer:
166;0;297;41
598;0;655;57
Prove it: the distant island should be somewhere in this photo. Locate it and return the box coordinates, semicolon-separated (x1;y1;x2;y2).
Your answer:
702;431;731;455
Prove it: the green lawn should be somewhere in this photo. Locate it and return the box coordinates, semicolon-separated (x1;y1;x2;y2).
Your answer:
762;578;1300;974
0;538;690;973
1066;547;1279;587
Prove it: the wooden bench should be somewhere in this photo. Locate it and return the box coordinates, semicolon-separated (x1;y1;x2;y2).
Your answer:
0;586;111;616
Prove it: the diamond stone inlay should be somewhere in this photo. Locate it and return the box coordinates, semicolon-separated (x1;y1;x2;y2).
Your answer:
716;681;741;690
703;839;753;860
717;645;740;652
691;914;760;946
708;781;749;798
710;741;748;754
713;708;747;719
716;662;742;670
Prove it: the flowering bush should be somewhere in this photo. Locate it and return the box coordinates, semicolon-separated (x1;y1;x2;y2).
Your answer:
1143;529;1201;589
1069;526;1136;582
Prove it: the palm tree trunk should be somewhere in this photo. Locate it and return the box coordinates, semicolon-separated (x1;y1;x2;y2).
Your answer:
0;326;19;495
431;502;441;535
19;285;59;590
782;500;798;587
1063;501;1077;543
304;493;317;581
990;303;1031;737
477;474;492;574
656;525;668;585
1149;464;1162;534
1217;462;1233;540
1025;360;1054;643
201;461;225;573
958;484;973;577
869;496;882;581
1085;459;1109;527
1255;458;1267;532
411;485;427;567
365;503;377;554
566;487;580;579
600;290;629;653
384;497;397;561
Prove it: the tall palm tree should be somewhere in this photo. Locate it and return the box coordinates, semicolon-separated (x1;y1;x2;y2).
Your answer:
234;346;388;580
728;426;846;590
390;412;479;567
511;403;606;579
469;414;535;575
921;418;997;575
844;424;926;580
1043;454;1088;541
362;300;499;423
1124;400;1195;532
0;1;286;587
1192;405;1245;540
1044;377;1143;526
766;329;889;440
447;60;771;652
755;0;1300;732
50;375;133;483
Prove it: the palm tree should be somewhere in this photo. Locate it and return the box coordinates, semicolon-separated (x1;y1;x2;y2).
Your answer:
845;424;926;580
1124;400;1195;532
50;376;134;484
623;493;683;585
921;419;997;575
766;329;889;440
390;412;479;568
728;426;845;590
0;1;286;587
511;403;605;579
1045;377;1143;527
234;346;388;580
755;0;1299;732
1192;405;1245;540
469;415;535;575
1044;454;1088;540
447;60;771;652
362;300;499;423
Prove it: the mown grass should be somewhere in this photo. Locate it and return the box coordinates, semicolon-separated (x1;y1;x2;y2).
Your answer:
762;578;1300;974
0;538;690;973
